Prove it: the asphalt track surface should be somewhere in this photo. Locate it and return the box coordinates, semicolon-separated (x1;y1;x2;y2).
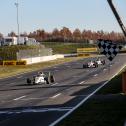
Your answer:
0;54;125;126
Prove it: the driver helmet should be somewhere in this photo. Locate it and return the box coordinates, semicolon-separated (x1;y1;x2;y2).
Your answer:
41;72;45;76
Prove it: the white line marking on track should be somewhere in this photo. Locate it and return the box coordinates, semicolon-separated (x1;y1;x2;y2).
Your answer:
13;96;26;101
51;93;61;99
79;81;85;85
10;82;15;84
52;83;58;86
0;107;72;114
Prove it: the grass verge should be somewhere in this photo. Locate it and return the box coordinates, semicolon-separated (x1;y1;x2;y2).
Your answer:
0;56;86;79
57;73;126;126
96;74;122;94
57;94;126;126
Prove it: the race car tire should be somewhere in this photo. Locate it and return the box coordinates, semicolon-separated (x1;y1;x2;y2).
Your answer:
33;81;36;85
94;64;98;68
102;60;105;65
50;75;55;83
83;64;88;68
27;78;31;84
45;77;50;84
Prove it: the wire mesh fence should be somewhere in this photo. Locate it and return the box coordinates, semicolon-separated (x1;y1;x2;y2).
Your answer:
17;48;53;60
0;45;52;60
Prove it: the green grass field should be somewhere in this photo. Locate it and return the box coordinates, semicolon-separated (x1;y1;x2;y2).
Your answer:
41;42;96;54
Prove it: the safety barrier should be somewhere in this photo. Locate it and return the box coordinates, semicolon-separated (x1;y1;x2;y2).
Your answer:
16;60;27;65
77;48;97;57
0;60;27;66
21;54;64;64
77;48;97;53
77;53;90;57
0;55;64;65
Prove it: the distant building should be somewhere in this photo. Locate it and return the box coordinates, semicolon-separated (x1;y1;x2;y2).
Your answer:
0;36;39;46
89;40;97;44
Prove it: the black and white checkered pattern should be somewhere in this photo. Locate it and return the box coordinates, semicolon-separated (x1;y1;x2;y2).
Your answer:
98;39;122;61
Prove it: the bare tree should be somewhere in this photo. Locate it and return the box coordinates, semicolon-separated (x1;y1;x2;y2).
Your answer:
8;31;17;37
73;28;82;42
60;27;72;42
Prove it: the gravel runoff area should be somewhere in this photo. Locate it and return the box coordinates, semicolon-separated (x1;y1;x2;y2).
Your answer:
57;73;126;126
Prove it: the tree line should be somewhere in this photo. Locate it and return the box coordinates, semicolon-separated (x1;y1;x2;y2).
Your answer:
0;27;125;43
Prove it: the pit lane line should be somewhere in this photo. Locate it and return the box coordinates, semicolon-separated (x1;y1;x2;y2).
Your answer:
0;107;72;125
0;107;73;115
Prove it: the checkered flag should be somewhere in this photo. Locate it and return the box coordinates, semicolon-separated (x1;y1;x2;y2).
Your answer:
97;39;122;61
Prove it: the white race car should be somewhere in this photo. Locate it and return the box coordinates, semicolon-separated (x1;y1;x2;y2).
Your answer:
83;61;98;68
27;72;55;85
96;58;105;65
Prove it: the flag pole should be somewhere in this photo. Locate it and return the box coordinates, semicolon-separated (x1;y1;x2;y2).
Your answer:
108;61;111;74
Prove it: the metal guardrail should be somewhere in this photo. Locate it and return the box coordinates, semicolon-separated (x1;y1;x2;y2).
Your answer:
77;48;98;53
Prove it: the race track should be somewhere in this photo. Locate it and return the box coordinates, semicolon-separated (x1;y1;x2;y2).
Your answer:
0;54;125;126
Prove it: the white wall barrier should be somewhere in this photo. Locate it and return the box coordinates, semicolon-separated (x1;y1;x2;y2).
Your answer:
21;54;64;64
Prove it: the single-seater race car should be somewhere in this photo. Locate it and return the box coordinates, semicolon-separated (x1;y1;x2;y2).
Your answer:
83;60;98;68
26;72;55;85
96;58;105;65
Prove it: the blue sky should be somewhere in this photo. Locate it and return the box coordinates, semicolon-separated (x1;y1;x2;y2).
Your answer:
0;0;126;35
